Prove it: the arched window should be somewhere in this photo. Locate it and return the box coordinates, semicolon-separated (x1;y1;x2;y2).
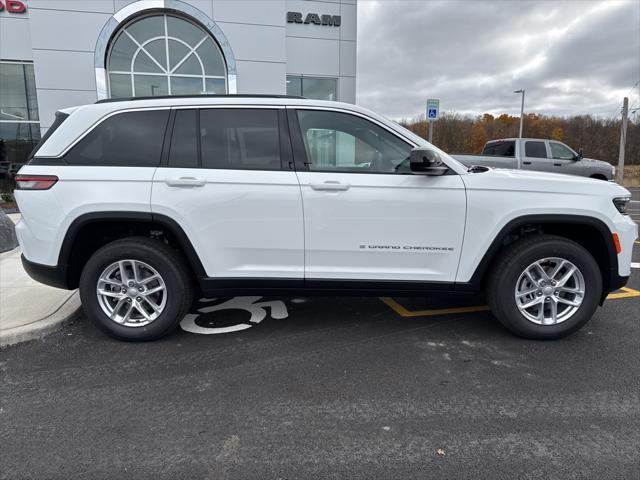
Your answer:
107;13;227;98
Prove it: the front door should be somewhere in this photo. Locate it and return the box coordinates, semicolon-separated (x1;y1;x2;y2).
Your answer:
289;108;466;283
548;141;579;175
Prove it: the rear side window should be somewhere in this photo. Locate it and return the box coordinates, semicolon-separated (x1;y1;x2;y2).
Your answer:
524;141;547;158
200;109;281;170
482;141;515;157
168;109;198;168
65;110;169;166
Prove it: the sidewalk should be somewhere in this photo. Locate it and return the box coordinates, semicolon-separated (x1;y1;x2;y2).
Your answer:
0;214;81;346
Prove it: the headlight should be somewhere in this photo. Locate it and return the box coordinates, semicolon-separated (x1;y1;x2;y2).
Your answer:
613;197;631;214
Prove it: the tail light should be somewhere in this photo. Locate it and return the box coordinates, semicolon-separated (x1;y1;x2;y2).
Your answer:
14;175;58;190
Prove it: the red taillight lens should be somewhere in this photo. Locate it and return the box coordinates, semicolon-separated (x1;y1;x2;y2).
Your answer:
14;175;58;190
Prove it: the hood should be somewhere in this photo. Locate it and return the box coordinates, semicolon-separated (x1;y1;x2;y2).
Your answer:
463;167;629;197
581;157;613;169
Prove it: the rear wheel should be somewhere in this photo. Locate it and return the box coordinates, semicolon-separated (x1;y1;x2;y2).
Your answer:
487;235;602;339
79;237;193;341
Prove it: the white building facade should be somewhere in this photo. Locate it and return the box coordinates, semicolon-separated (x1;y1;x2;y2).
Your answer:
0;0;357;168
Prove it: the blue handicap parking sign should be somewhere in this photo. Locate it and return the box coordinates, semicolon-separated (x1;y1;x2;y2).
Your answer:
428;108;437;119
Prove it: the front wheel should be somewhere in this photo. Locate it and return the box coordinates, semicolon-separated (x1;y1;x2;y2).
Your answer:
487;235;602;340
79;237;194;341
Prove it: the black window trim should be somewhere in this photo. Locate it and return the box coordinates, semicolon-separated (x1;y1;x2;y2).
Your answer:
287;107;421;175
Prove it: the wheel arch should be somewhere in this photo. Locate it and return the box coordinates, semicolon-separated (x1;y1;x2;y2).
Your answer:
59;212;206;289
589;174;608;181
460;214;620;302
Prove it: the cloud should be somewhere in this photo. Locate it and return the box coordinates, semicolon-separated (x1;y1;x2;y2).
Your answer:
356;0;640;120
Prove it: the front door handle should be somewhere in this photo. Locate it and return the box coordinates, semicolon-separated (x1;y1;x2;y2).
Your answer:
309;181;351;191
165;177;206;187
523;161;532;165
553;163;562;166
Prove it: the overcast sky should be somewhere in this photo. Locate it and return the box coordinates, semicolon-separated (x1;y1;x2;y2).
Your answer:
355;0;640;120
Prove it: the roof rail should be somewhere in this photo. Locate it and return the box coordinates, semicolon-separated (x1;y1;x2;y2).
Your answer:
95;94;307;104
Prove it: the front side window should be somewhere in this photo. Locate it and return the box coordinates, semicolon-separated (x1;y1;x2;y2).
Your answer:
525;141;547;158
295;110;412;173
549;142;575;160
200;109;281;170
0;61;40;175
107;14;227;98
65;110;169;166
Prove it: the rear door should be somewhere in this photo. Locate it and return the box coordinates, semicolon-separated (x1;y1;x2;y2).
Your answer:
151;107;304;281
522;140;553;172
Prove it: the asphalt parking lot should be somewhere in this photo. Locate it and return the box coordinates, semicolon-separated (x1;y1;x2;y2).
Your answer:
1;243;639;479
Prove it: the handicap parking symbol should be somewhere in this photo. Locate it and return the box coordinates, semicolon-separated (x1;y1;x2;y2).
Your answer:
428;108;437;119
180;296;289;335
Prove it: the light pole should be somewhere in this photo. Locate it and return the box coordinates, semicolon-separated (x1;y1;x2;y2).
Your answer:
514;89;525;138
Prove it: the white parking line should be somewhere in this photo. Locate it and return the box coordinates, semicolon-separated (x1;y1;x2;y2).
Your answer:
632;263;640;269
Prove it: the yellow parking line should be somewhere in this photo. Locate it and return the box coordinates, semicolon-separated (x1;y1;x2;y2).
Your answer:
381;287;640;318
380;297;490;318
606;287;640;300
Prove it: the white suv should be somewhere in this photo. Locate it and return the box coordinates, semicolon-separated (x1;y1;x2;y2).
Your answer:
15;95;637;341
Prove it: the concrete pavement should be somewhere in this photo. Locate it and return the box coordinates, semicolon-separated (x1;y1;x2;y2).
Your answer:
0;214;81;346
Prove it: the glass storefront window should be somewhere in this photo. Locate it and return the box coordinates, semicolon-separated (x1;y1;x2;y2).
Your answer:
107;13;228;97
286;75;337;101
0;62;40;186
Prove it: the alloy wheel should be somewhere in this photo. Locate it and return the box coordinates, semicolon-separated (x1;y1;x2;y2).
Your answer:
514;257;585;325
96;259;167;327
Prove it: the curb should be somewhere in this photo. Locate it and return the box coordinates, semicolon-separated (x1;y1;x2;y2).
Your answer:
0;291;83;347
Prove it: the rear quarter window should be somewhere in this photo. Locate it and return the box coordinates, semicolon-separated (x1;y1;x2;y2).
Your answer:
64;109;170;166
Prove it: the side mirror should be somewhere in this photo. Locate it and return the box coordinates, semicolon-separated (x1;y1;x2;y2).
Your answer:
410;148;449;176
575;148;583;160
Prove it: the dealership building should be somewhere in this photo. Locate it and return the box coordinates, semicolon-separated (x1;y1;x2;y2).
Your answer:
0;0;357;167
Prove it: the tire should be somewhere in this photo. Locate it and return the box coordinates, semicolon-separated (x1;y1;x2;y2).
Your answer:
487;234;602;340
79;237;194;341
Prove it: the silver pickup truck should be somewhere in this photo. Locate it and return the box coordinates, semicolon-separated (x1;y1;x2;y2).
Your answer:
453;138;615;180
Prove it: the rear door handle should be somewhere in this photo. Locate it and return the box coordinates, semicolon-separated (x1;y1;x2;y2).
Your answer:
553;163;562;166
309;181;351;191
523;161;532;165
165;177;206;187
